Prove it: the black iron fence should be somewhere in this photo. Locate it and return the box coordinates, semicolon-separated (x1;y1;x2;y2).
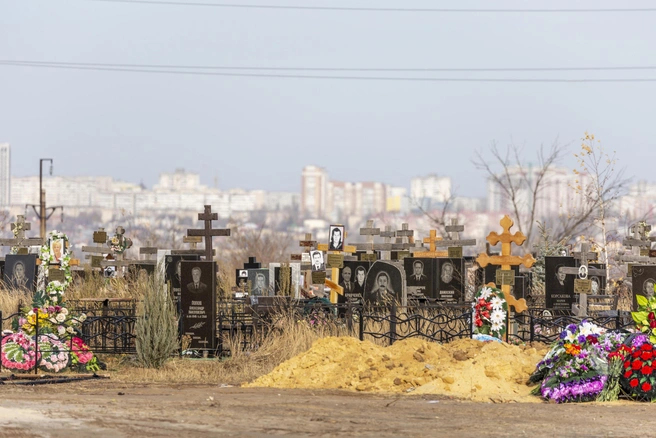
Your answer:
0;300;638;364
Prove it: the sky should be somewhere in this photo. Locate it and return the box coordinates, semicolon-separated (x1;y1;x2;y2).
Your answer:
1;0;655;198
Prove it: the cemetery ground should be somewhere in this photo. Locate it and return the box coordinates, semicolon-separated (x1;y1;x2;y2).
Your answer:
2;381;656;437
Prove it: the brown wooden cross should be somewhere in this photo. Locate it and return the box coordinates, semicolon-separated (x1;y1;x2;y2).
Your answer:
434;219;477;258
475;215;535;313
139;240;158;262
421;230;449;258
187;205;230;261
0;215;44;254
356;220;380;252
81;228;108;268
615;221;656;265
395;223;415;249
560;243;606;316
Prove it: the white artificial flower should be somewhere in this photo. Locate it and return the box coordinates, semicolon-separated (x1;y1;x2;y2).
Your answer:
49;317;57;324
66;326;74;334
490;296;505;311
490;309;506;324
57;326;66;335
78;314;87;322
60;308;68;316
565;331;577;342
491;321;503;333
479;287;493;300
55;313;66;323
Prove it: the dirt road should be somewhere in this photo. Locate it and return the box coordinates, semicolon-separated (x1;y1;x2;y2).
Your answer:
0;381;654;437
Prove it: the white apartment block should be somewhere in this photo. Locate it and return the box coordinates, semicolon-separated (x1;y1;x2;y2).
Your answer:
300;165;328;218
410;174;451;211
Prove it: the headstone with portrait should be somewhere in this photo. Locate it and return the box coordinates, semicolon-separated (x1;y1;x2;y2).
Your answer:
435;258;464;303
165;254;201;304
338;260;372;304
631;264;656;310
363;261;406;306
404;257;437;300
4;254;38;292
544;256;576;311
248;268;271;297
180;260;216;351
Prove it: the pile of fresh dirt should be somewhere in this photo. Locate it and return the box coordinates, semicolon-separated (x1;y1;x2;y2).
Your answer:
247;336;550;402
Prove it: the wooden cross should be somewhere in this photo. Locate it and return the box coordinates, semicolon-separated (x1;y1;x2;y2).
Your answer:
559;243;606;317
293;233;317;267
615;221;656;265
475;215;535;313
139;241;158;262
81;228;108;268
434;218;477;258
395;223;415;249
317;225;357;303
355;220;380;252
378;226;396;260
186;205;230;261
409;239;428;256
0;215;44;254
421;230;449;258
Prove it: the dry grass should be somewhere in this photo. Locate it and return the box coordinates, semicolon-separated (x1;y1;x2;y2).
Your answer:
99;310;351;385
0;284;32;330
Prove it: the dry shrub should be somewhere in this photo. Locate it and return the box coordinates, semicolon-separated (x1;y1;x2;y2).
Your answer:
135;275;179;369
66;268;147;301
0;285;32;330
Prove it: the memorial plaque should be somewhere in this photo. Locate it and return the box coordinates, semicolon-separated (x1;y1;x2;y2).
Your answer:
641;248;650;257
291;254;302;261
93;231;108;244
574;279;592;294
91;256;103;268
448;247;463;259
180;260;216;350
496;269;515;286
364;261;406;306
327;253;344;269
650;250;656;258
359;252;377;262
545;256;575;310
484;264;519;286
311;271;326;285
48;267;66;283
392;250;410;261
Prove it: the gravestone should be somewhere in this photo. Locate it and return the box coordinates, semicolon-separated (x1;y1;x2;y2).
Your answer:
165;254;200;304
558;243;606;317
363;260;407;306
186;205;230;261
4;254;38;292
269;262;301;297
631;264;656;310
248;268;270;296
341;260;372;304
544;256;576;311
404;257;436;300
435;258;465;303
180;260;216;351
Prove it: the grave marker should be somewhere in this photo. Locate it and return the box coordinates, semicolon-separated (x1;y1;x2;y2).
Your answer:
0;216;44;255
434;219;477;258
186;205;230;261
558;243;606;317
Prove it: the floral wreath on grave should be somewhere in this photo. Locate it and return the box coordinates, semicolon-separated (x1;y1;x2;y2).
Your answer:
9;219;24;255
38;230;73;303
108;232;132;255
529;320;627;403
472;285;508;340
1;332;38;371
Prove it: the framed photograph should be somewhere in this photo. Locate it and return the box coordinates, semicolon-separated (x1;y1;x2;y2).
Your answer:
328;225;345;251
341;261;372;304
48;236;68;265
4;254;37;292
247;268;270;296
310;250;325;272
632;265;656;310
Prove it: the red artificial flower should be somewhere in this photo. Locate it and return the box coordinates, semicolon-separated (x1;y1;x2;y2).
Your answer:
650;320;656;329
641;351;653;361
624;370;633;379
486;303;492;310
475;318;483;327
624;360;632;369
586;335;598;344
642;344;653;351
642;365;654;375
643;382;653;392
630;378;640;388
482;311;490;319
649;312;655;321
633;360;644;370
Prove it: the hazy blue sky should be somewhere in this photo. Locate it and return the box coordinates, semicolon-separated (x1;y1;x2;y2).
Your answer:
1;0;655;197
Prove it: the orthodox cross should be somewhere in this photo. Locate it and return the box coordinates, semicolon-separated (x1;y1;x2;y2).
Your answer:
186;205;230;261
243;257;261;269
475;215;535;313
421;230;449;258
293;233;317;269
615;221;656;266
394;223;415;249
434;219;477;258
139;240;158;263
559;243;606;317
356;220;380;252
0;215;44;254
378;226;396;260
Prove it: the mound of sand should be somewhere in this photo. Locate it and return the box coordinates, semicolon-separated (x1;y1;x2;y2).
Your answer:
248;337;550;402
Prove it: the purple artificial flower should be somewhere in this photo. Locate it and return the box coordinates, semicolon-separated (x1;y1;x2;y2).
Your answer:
560;331;568;339
632;334;649;348
578;335;587;343
567;324;578;332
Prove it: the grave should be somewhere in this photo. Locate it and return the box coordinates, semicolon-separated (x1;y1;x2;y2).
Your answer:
544;256;575;311
180;259;216;351
0;215;44;256
317;224;357;303
186;205;230;261
558;243;606;317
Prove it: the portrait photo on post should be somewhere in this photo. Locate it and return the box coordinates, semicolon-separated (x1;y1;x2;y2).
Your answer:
49;238;67;264
310;250;325;272
328;225;345;251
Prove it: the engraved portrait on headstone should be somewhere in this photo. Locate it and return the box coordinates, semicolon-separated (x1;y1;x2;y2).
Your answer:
363;261;405;306
5;254;37;291
404;258;435;299
186;266;208;295
248;268;270;296
545;256;576;310
436;258;464;302
165;254;200;303
643;278;656;298
353;264;368;296
632;265;656;309
329;225;345;251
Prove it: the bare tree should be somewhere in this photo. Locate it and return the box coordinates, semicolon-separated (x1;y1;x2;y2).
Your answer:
408;191;460;237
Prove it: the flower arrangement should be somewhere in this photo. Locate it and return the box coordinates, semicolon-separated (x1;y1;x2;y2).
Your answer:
1;332;38;371
108;232;132;254
472;286;508;340
37;334;69;373
618;334;656;401
530;320;627;403
631;294;656;343
19;305;83;338
37;230;73;307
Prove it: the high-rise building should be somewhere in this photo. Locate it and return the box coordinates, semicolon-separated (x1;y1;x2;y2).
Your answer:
301;165;328;218
410;174;451;211
0;143;10;206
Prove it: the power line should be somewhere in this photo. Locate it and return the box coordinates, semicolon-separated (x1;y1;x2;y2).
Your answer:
84;0;656;13
2;61;656;82
3;60;656;72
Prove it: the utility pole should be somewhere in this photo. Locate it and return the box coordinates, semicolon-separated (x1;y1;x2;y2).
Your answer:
26;159;63;238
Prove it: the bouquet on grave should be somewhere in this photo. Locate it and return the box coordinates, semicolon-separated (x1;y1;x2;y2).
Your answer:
529;320;627;403
472;286;508;341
